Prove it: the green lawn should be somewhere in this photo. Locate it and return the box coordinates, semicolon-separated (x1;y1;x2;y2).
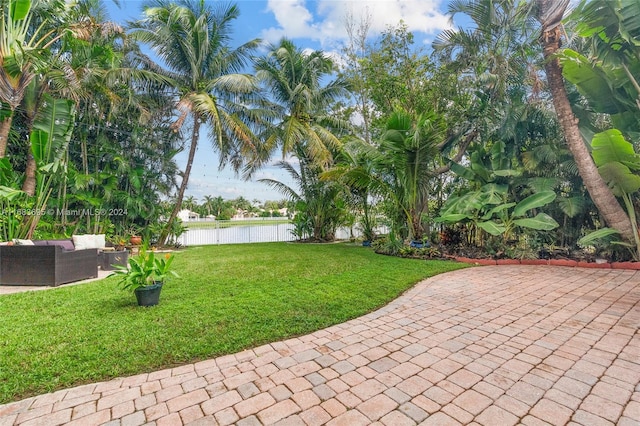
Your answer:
0;243;468;404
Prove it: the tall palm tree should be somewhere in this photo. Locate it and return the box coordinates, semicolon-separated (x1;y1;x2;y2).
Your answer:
534;0;635;241
202;195;214;216
129;0;263;245
254;38;349;168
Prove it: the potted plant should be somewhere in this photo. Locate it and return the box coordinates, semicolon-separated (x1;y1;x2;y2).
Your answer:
109;234;127;251
126;225;143;246
113;246;179;306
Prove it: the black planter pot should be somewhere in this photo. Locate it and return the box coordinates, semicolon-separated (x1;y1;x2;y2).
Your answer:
134;282;163;307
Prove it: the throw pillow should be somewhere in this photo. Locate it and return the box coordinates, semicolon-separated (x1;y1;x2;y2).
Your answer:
72;234;95;250
14;239;35;246
95;234;106;249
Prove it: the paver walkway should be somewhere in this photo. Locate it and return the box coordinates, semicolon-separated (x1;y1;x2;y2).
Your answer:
1;265;638;425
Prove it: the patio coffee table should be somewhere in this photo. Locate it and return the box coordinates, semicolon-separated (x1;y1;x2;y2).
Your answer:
101;250;128;270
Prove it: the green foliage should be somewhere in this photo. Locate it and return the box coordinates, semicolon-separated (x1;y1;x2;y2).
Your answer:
371;233;405;256
255;38;349;167
261;148;347;242
9;0;31;21
113;246;179;290
0;186;28;240
437;186;558;240
360;22;435;120
364;110;446;241
563;0;640;136
589;129;640;258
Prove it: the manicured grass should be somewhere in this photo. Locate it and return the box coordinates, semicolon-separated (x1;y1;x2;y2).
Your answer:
0;243;468;404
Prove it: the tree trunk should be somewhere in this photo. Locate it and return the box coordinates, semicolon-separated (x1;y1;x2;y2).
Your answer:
22;153;36;195
158;119;201;246
540;27;635;241
0;115;13;157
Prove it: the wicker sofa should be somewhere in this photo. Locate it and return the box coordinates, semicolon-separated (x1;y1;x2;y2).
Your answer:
0;245;99;286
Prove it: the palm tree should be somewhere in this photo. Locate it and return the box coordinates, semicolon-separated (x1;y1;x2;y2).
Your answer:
202;195;215;216
260;146;345;242
254;38;350;167
323;139;379;241
183;195;197;212
129;1;264;245
330;111;446;242
375;111;446;241
534;0;635;241
0;0;69;157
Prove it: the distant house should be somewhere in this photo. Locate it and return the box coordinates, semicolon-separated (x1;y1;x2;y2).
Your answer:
177;209;200;222
232;209;259;220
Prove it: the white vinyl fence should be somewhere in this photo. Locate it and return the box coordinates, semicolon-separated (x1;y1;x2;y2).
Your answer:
176;220;376;246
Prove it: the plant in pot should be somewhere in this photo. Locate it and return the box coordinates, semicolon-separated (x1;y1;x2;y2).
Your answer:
125;225;143;246
109;234;127;251
113;246;178;306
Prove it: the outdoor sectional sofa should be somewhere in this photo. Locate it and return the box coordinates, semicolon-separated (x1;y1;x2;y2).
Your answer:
0;244;99;286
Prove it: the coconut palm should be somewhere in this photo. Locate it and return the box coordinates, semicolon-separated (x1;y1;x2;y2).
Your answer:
129;0;264;245
533;0;635;241
254;38;350;168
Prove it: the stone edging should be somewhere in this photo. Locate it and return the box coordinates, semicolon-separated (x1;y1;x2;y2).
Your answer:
452;256;640;270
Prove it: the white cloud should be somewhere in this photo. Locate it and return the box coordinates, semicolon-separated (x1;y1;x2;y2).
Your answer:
262;0;451;46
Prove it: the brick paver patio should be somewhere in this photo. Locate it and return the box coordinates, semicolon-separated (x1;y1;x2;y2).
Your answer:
0;265;638;425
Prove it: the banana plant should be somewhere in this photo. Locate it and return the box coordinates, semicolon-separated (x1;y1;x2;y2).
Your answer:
582;129;640;259
437;187;558;242
20;93;74;237
0;185;26;240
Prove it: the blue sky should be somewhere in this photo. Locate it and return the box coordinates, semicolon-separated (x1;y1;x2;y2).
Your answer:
107;1;454;203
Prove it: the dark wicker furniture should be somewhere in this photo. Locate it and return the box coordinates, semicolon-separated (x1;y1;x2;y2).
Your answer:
101;250;128;271
0;245;99;286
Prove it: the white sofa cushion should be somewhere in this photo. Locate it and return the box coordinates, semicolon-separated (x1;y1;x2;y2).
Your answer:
73;234;106;250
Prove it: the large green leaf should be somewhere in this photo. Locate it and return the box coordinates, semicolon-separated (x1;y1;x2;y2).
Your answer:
29;130;50;165
434;213;470;223
559;49;624;114
513;213;559;231
619;0;640;47
480;183;508;205
0;158;15;186
0;185;24;200
477;220;506;236
577;227;621;247
449;162;476;181
592;129;640;170
9;0;31;20
31;95;74;166
513;191;556;217
493;169;521;177
598;162;640;195
482;202;515;220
